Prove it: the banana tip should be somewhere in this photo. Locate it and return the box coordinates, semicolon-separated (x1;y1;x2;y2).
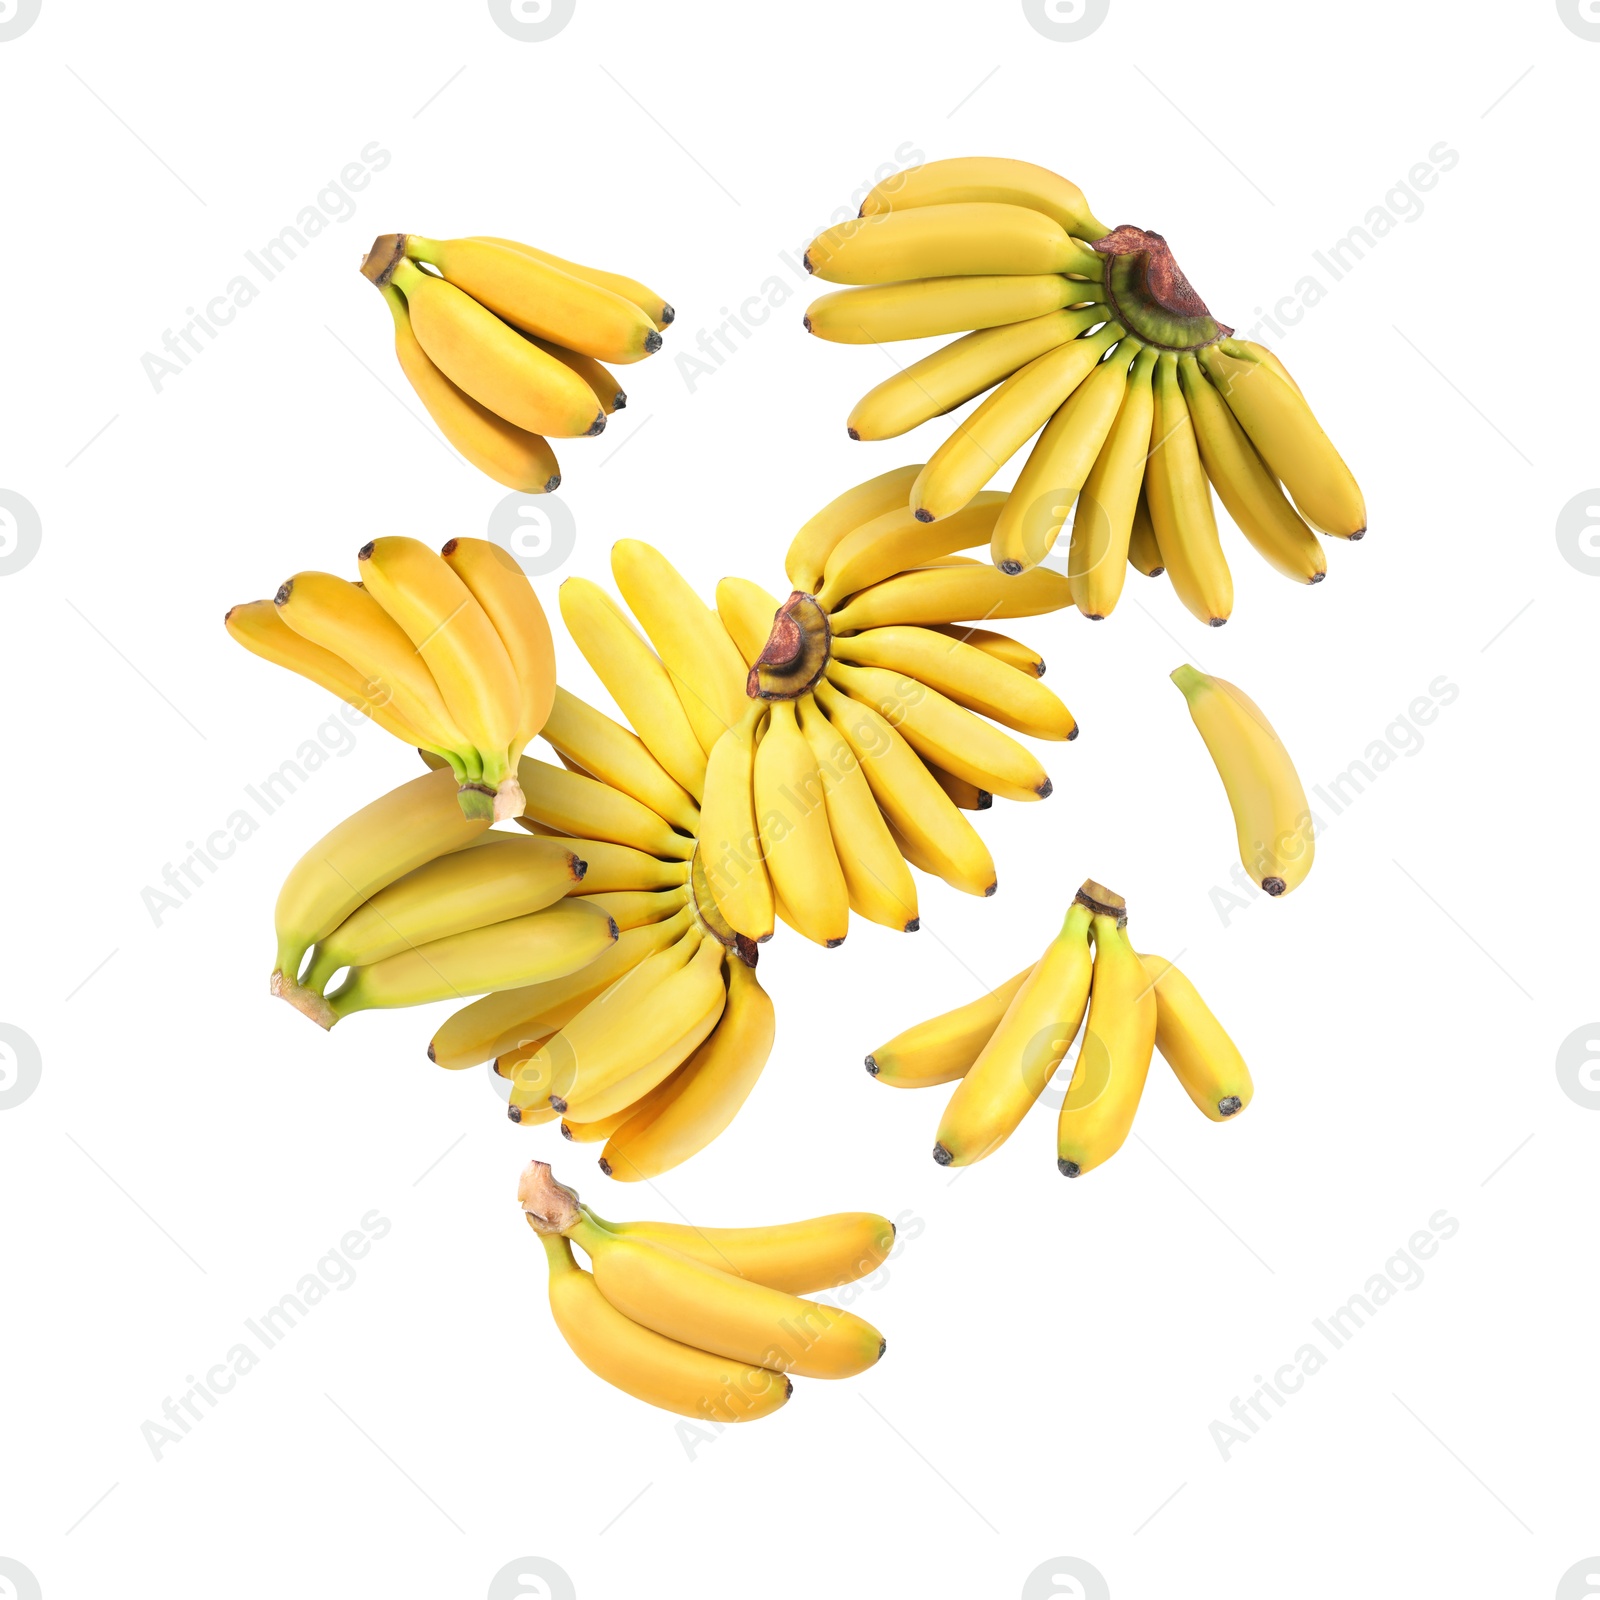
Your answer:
904;917;920;932
847;427;861;441
507;1105;523;1123
426;1042;437;1063
998;560;1023;576
913;508;934;523
559;1123;574;1140
550;1095;568;1113
802;315;812;333
825;936;846;949
1261;877;1286;897
644;330;663;354
659;304;675;326
1035;779;1052;800
1057;1158;1082;1178
864;1056;879;1076
1218;1096;1243;1116
1348;528;1366;541
802;251;815;274
585;411;607;437
598;1157;613;1176
1066;725;1078;741
932;1142;954;1166
983;881;997;897
1208;617;1227;628
877;1336;887;1359
544;473;561;493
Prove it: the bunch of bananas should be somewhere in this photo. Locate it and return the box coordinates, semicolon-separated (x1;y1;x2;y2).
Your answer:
520;1161;891;1420
227;536;553;822
802;155;1365;624
361;232;671;492
867;880;1252;1177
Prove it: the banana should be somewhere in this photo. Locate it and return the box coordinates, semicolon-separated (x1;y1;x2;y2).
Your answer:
911;325;1123;521
358;537;524;811
929;764;989;810
750;698;849;947
846;307;1105;442
541;686;699;833
1057;913;1157;1177
827;660;1051;803
538;1231;789;1422
225;599;433;746
816;679;995;897
805;202;1102;284
831;626;1075;741
1177;354;1326;583
866;964;1033;1088
518;755;695;860
786;465;924;592
925;624;1045;678
716;576;785;665
990;343;1130;574
814;493;1006;610
1126;489;1165;577
324;897;618;1025
1170;665;1313;896
826;561;1072;632
697;703;775;942
554;838;687;894
527;337;626;413
559;1102;643;1144
1138;953;1253;1120
473;238;673;329
559;577;707;798
269;768;488;1018
1145;353;1232;626
565;1211;884;1379
1197;342;1365;538
1222;337;1301;396
805;274;1087;345
439;536;557;752
583;1204;891;1294
580;887;689;930
597;958;776;1181
388;259;604;438
859;156;1108;240
611;542;749;756
378;282;562;492
935;901;1093;1164
405;235;662;364
1068;343;1157;620
795;692;919;932
301;834;584;991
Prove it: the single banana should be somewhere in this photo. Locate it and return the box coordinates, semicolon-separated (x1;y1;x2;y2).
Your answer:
518;755;695;860
541;685;699;833
1068;343;1157;620
867;964;1033;1088
859;156;1108;240
716;576;785;665
473;238;672;329
935;901;1093;1164
527;337;625;413
805;275;1085;345
1138;953;1253;1120
555;838;687;894
1145;353;1232;626
826;562;1072;632
1178;353;1327;583
925;624;1045;678
388;259;604;437
1170;665;1313;896
580;887;689;931
814;493;1006;611
559;1102;643;1144
1198;342;1365;538
1057;913;1157;1177
786;465;924;592
697;703;775;942
1126;488;1165;577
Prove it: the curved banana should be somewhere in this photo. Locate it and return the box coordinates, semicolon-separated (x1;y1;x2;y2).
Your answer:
541;686;699;833
925;624;1045;678
527;337;625;413
697;703;774;942
784;466;921;591
859;156;1108;240
814;493;1005;611
473;238;672;329
557;838;687;894
1138;953;1253;1120
805;274;1085;345
580;887;689;930
1146;353;1232;626
826;561;1072;632
866;964;1032;1088
1170;665;1313;896
518;756;694;861
716;576;785;665
1126;489;1165;577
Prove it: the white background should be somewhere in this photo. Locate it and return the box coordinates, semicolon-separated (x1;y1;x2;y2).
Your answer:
1;2;1595;1597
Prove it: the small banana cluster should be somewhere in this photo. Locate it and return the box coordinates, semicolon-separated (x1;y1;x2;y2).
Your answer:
227;536;552;822
803;156;1365;624
867;881;1252;1178
361;232;671;491
520;1162;891;1420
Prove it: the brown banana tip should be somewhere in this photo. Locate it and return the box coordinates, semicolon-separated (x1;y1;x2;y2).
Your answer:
440;538;459;556
426;1042;437;1063
983;881;997;897
847;427;861;441
573;858;589;880
559;1122;573;1140
1218;1096;1243;1116
1208;617;1227;627
1309;571;1326;584
1066;725;1079;741
858;204;866;218
1148;565;1165;577
357;540;375;560
977;791;994;810
877;1337;887;1359
644;330;663;354
864;1056;880;1075
932;1143;954;1166
1058;1158;1082;1178
802;251;815;274
825;936;846;949
606;917;620;939
659;304;675;325
613;392;627;409
890;1221;897;1240
1349;528;1366;541
913;508;934;523
274;581;293;606
756;931;773;943
998;559;1024;576
1085;613;1106;622
597;1156;613;1176
545;473;561;493
1261;877;1287;897
904;917;920;932
784;1376;794;1398
802;315;812;333
585;411;607;437
507;1105;523;1123
1035;779;1052;799
549;1095;568;1113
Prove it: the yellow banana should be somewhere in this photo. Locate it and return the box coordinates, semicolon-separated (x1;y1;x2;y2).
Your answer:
935;901;1093;1164
911;325;1123;521
1145;353;1232;626
866;964;1033;1088
527;337;625;413
815;493;1006;611
786;465;924;592
827;561;1072;632
697;703;774;942
518;755;694;860
555;838;688;894
1057;913;1157;1177
541;685;699;833
929;764;989;810
805;202;1102;283
580;887;689;931
805;275;1085;345
716;576;785;665
846;307;1104;441
1139;953;1253;1120
1170;665;1313;896
559;1102;643;1144
795;692;919;932
559;579;707;799
925;624;1045;678
378;282;561;492
473;238;673;329
1127;489;1165;577
387;259;604;437
859;156;1108;239
1068;343;1157;620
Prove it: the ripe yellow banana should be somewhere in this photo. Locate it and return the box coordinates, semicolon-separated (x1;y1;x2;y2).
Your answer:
859;156;1108;240
580;887;688;931
518;755;695;860
826;561;1072;632
716;576;785;665
1146;353;1232;627
541;685;699;833
698;703;774;942
1170;665;1313;896
935;901;1093;1165
388;259;604;438
555;838;687;894
925;624;1045;678
814;493;1006;611
1127;489;1165;577
805;275;1086;345
1138;953;1253;1120
1057;912;1157;1177
787;464;924;592
867;964;1033;1088
527;337;625;413
473;238;673;329
1068;343;1157;620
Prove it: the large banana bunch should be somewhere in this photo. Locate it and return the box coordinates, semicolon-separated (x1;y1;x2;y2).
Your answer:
228;536;553;821
519;1161;892;1419
866;880;1252;1176
802;156;1365;623
360;232;671;491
